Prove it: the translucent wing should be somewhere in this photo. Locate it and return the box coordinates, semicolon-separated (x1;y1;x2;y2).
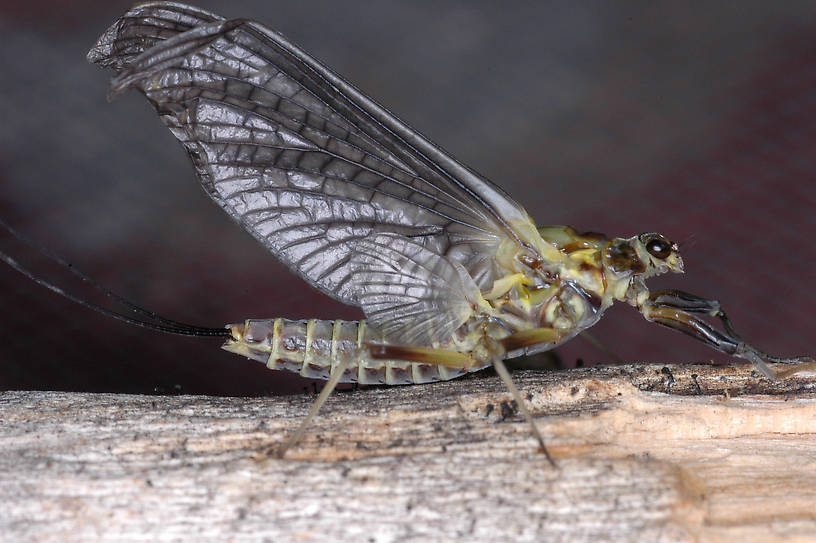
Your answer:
352;233;482;346
87;2;224;70
88;2;540;309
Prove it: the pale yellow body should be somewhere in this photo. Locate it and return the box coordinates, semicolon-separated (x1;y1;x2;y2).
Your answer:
223;225;680;384
224;317;487;385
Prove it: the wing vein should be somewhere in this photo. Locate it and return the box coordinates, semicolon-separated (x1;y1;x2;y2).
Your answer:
238;23;504;229
213;25;498;223
153;63;483;217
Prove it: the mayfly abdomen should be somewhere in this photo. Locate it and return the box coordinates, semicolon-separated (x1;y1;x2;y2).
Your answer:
223;318;483;385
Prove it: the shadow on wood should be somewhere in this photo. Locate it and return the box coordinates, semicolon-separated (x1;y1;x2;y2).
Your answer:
1;362;815;542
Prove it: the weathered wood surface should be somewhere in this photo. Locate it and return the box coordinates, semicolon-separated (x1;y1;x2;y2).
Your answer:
1;362;815;543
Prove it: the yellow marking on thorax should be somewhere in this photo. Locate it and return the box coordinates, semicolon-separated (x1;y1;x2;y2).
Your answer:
567;248;600;266
525;284;559;307
543;299;559;324
484;273;528;300
267;317;283;369
536;225;577;245
604;269;632;304
510;218;564;264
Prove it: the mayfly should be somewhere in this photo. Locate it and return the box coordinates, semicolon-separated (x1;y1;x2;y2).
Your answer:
6;2;811;462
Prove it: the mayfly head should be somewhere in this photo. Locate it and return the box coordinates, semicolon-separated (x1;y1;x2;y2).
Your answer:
637;232;684;276
603;233;683;279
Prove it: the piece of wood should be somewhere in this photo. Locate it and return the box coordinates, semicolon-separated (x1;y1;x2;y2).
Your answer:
1;362;815;542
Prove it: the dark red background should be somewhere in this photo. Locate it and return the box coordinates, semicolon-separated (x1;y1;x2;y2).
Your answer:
1;2;814;395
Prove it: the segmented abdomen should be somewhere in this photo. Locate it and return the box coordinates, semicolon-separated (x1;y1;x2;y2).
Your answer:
223;318;487;385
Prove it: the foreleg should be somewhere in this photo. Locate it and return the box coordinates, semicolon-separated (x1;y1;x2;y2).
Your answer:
641;289;813;379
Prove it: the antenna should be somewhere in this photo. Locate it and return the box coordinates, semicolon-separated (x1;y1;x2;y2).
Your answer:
0;218;230;338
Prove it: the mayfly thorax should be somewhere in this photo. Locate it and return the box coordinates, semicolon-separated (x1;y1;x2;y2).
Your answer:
5;2;812;463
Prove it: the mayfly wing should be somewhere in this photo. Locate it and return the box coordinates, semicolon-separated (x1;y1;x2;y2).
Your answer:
88;2;543;345
87;3;225;70
351;233;483;346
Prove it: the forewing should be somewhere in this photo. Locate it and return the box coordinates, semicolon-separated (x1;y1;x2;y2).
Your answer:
87;2;224;70
352;234;481;346
89;3;539;306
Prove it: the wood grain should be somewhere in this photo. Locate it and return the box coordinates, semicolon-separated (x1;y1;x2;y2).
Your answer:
1;362;815;542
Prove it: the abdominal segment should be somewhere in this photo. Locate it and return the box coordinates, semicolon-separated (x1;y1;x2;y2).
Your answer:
222;318;490;385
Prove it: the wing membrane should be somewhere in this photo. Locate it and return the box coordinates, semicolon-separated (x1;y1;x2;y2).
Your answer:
87;2;224;70
352;234;481;346
89;3;537;307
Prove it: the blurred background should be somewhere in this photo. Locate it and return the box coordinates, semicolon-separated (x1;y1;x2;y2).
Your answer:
1;1;814;396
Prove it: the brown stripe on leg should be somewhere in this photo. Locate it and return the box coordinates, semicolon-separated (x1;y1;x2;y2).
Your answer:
367;344;471;368
501;327;561;353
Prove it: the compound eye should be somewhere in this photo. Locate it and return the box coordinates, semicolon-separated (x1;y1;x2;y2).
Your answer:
646;237;672;259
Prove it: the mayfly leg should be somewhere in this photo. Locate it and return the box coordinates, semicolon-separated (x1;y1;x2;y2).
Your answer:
579;331;624;363
491;356;556;467
368;343;556;465
276;359;351;458
274;343;474;457
642;289;814;379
